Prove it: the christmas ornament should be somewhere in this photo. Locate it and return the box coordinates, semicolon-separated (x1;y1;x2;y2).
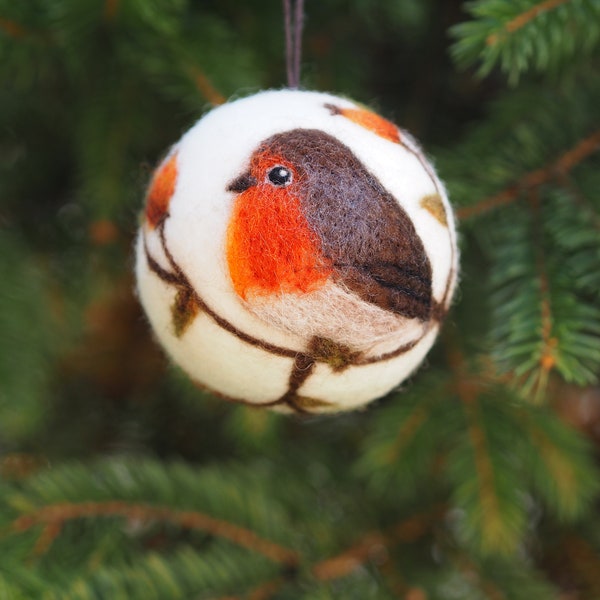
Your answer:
135;89;458;414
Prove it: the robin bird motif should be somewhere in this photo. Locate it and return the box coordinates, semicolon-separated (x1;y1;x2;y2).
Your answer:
225;128;433;353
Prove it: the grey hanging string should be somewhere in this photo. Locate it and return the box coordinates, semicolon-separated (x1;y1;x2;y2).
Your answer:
283;0;305;89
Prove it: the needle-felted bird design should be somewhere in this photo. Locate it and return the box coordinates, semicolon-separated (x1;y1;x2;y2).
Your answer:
136;89;458;413
225;128;434;353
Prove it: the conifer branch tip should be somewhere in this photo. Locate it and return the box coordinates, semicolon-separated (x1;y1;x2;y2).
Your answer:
458;129;600;220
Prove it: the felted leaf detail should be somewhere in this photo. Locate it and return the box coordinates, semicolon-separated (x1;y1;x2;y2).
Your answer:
420;194;448;226
171;287;200;338
308;336;362;372
325;103;401;143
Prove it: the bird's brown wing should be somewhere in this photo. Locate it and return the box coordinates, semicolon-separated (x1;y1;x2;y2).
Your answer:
335;262;431;321
257;128;433;321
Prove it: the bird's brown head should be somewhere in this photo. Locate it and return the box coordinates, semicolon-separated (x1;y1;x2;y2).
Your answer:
226;129;433;321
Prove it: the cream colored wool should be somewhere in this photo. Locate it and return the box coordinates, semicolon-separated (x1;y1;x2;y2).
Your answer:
135;89;458;414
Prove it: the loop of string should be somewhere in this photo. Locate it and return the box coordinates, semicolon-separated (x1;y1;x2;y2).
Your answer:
283;0;305;89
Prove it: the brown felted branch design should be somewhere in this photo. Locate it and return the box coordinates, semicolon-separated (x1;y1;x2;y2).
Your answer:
143;224;435;413
144;230;295;359
144;224;431;367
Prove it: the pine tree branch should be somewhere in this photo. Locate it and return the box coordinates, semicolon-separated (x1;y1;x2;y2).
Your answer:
486;0;571;46
312;508;439;581
10;501;299;566
458;129;600;220
312;532;386;581
188;66;226;106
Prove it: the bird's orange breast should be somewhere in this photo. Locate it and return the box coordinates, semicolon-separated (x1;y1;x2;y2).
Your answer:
226;181;332;299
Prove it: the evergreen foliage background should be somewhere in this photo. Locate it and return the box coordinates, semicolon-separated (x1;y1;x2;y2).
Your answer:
1;0;600;597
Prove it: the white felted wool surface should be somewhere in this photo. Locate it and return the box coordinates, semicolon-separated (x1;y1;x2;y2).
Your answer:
135;89;458;414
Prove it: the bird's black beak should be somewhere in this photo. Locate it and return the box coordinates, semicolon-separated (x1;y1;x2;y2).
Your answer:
227;171;257;193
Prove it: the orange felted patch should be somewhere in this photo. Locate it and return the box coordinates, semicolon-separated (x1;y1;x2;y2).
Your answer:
145;152;178;228
226;152;332;299
326;104;400;143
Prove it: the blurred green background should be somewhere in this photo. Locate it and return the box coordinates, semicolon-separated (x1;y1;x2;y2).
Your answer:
1;0;600;598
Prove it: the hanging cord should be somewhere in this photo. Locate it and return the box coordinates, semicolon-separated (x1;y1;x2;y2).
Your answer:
283;0;305;89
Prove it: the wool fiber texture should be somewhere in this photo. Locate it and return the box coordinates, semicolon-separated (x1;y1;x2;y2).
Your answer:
135;89;458;414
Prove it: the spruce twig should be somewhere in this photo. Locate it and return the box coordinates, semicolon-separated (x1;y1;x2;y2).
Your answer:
11;502;299;566
212;515;432;600
31;522;63;558
486;0;571;46
458;129;600;219
312;508;439;581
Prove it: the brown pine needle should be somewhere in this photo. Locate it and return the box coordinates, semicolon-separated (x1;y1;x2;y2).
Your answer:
312;509;439;581
0;17;30;38
11;501;299;566
189;66;226;106
487;0;570;45
104;0;120;21
31;522;63;557
312;532;387;581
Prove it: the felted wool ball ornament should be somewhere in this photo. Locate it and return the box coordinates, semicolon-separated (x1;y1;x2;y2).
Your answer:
136;90;458;414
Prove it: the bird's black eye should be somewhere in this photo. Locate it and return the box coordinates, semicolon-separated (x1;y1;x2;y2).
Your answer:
267;166;293;187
